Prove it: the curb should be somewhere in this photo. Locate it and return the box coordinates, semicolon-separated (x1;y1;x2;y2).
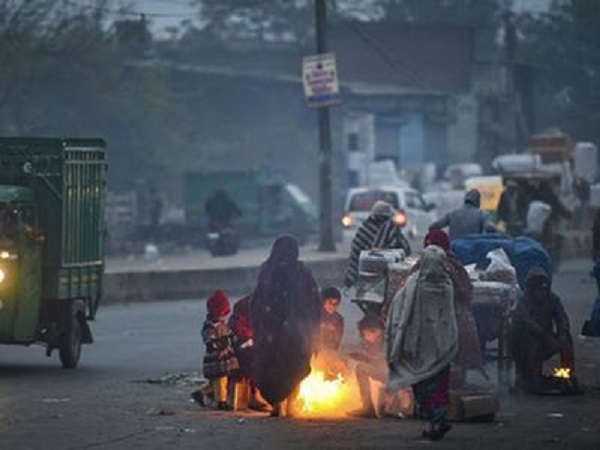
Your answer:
102;258;347;304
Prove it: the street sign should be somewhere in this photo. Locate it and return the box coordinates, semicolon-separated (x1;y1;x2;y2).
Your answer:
302;52;340;108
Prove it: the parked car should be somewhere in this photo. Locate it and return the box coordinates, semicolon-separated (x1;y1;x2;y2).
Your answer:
340;186;433;245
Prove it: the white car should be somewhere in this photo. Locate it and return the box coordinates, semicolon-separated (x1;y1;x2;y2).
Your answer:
341;186;434;245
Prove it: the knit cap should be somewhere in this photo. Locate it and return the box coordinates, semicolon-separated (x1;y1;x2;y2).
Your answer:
207;290;231;318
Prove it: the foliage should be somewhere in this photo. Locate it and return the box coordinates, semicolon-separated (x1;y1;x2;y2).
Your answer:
518;0;600;142
0;0;182;190
193;0;498;45
373;0;499;25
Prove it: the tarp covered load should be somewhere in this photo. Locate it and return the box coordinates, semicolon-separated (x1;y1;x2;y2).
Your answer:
451;234;552;288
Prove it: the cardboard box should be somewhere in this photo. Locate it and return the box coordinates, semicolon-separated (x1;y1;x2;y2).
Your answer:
447;390;499;422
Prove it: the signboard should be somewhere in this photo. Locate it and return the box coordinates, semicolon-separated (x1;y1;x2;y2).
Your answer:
302;52;340;108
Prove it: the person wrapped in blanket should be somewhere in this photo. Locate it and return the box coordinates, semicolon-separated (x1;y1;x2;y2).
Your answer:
510;266;575;393
421;230;485;387
250;235;321;417
344;200;411;289
387;245;458;441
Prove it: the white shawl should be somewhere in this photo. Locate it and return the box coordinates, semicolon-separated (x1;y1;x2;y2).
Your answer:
386;245;458;390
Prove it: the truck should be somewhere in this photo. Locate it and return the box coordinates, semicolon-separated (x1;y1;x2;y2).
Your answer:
0;138;107;368
184;170;318;244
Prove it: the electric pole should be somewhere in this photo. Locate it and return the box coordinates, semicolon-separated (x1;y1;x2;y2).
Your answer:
315;0;336;252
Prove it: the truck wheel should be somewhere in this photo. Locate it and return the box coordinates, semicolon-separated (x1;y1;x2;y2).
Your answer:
59;304;82;369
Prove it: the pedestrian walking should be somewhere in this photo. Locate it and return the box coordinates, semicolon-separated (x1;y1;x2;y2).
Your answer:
386;245;458;440
344;200;411;289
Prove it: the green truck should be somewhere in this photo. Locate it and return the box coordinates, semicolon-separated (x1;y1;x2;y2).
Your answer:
184;170;318;244
0;138;107;368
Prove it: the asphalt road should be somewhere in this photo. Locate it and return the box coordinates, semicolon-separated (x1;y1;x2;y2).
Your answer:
1;263;600;449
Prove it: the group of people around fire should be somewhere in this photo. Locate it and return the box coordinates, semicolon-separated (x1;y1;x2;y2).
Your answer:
195;187;576;442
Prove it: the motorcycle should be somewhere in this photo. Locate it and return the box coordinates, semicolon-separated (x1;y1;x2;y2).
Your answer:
206;221;239;257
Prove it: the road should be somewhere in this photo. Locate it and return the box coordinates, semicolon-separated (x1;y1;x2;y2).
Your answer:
1;263;600;449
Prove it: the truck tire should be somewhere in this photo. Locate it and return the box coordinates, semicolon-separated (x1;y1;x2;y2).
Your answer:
59;301;83;369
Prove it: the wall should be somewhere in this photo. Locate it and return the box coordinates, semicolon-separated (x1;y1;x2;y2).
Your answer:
447;93;479;163
169;70;344;209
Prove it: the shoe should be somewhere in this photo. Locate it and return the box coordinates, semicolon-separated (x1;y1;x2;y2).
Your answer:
191;390;205;407
216;402;231;411
422;423;452;441
346;408;377;419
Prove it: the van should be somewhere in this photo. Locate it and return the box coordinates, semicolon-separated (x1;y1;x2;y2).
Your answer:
341;186;433;245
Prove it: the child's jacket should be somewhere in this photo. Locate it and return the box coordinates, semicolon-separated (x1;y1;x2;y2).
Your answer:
202;319;239;379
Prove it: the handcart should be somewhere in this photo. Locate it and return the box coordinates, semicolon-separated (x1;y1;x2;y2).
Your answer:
351;249;416;318
471;280;519;385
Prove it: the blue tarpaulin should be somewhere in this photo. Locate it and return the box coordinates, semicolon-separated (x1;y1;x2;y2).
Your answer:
451;234;552;288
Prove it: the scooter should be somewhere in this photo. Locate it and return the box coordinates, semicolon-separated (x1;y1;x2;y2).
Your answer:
206;221;239;257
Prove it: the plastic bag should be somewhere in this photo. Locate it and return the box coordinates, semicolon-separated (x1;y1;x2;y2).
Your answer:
485;248;517;284
525;201;552;238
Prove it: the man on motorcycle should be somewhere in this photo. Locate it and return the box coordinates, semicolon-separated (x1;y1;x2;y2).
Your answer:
205;189;242;231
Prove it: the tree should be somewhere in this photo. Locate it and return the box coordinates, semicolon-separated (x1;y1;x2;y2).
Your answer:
374;0;499;25
518;0;600;143
193;0;388;45
0;0;185;192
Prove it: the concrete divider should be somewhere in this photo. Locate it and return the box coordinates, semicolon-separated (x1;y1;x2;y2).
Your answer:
102;231;590;304
103;258;348;304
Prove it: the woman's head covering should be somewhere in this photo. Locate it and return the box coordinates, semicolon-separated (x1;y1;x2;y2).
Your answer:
207;289;231;318
370;200;394;218
419;245;448;280
267;235;299;266
424;229;450;252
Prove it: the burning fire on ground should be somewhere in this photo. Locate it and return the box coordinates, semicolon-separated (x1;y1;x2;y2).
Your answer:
552;367;571;379
294;356;362;418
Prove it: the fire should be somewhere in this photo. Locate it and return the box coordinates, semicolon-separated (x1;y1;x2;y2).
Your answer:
294;359;362;417
296;370;346;414
552;367;571;379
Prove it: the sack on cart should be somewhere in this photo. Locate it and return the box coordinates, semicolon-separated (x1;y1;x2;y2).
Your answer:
354;249;406;314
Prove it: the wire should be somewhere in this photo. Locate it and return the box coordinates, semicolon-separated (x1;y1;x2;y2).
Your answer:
343;21;427;90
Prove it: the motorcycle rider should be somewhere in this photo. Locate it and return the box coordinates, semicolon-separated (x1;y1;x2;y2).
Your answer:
205;188;242;232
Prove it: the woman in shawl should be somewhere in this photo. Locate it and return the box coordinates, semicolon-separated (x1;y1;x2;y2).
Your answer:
423;230;485;386
386;245;458;441
250;235;321;417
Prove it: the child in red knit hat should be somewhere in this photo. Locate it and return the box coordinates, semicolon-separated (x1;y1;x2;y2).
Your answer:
199;290;239;410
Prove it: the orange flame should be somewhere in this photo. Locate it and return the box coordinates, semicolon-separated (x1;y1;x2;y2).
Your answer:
552;367;571;379
296;371;347;415
294;356;362;418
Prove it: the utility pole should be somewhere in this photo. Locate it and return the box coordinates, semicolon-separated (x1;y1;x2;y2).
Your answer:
315;0;336;252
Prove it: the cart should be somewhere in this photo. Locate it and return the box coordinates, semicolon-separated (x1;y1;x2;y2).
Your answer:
351;249;416;318
471;280;519;385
